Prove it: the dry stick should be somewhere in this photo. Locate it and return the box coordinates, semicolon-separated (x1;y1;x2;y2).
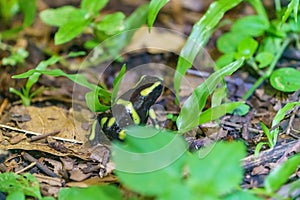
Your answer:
29;130;60;142
22;152;58;177
0;124;83;144
242;139;299;171
15;162;36;174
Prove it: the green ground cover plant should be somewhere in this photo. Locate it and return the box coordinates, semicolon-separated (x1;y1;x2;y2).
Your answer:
3;0;300;199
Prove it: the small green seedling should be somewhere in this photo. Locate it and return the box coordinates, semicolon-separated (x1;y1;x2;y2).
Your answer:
254;102;300;157
0;172;54;200
0;40;29;66
10;52;89;107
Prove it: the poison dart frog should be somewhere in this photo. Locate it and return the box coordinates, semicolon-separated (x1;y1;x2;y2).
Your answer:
88;75;163;145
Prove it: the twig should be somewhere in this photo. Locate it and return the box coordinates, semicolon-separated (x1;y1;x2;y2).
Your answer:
29;130;60;142
242;139;299;170
22;152;58;177
0;124;83;144
15;162;36;174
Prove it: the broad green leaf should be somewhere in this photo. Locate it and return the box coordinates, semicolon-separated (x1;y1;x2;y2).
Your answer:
236;37;258;59
281;0;299;23
40;6;85;27
270;68;300;92
199;102;245;124
177;58;244;132
217;32;247;53
86;4;148;65
229;103;250;116
113;126;187;196
148;0;169;29
255;51;273;68
55;19;90;45
58;185;122;200
85;90;110;112
174;0;242;97
211;85;227;107
18;0;36;26
112;64;126;103
0;173;42;199
187;142;246;197
216;52;235;68
7;191;25;200
80;0;108;15
224;190;262;200
231;15;269;37
264;154;300;193
96;12;125;35
246;0;269;25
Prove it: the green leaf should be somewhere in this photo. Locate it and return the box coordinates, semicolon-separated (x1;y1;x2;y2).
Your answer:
224;190;262;200
58;185;122;200
231;15;269;37
113;126;187;196
270;102;300;145
0;173;42;199
236;37;258;59
148;0;169;29
187;142;246;197
199;102;245;124
176;58;244;132
7;191;25;200
281;0;299;23
112;64;126;103
18;0;36;27
174;0;242;97
254;142;269;158
86;4;148;65
255;51;273;68
229;103;250;116
96;12;125;35
260;122;273;147
264;154;300;193
216;52;235;68
217;32;247;53
270;68;300;92
55;19;90;45
40;6;85;27
85;90;110;112
80;0;108;15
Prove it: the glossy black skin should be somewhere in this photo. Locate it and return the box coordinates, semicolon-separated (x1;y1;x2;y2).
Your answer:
89;76;163;143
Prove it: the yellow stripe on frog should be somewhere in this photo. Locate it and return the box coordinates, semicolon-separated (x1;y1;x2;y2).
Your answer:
140;81;161;97
116;99;140;124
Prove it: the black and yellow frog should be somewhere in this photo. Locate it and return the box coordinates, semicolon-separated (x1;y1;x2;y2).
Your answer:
88;75;163;145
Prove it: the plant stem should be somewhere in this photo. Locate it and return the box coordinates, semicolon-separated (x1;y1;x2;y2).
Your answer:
243;36;292;100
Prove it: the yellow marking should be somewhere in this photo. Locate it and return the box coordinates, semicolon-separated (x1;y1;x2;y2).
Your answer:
140;81;161;97
100;117;108;127
107;117;116;127
88;120;98;141
118;130;126;140
117;99;140;124
149;108;156;120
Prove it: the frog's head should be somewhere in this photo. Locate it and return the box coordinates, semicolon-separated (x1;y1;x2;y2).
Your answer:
128;75;163;113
